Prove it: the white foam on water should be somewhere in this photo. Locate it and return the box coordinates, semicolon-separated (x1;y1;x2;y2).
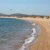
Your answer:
19;24;36;50
32;23;36;26
0;23;38;50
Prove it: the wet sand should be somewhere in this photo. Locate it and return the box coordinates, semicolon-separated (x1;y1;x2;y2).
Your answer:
28;18;50;50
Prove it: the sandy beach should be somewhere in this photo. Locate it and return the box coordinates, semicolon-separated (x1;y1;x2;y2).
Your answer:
0;17;50;50
28;18;50;50
15;17;50;50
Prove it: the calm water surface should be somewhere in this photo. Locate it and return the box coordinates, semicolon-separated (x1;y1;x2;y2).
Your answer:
0;18;40;50
0;18;33;50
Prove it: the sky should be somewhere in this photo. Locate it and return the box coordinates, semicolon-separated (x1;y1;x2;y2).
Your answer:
0;0;50;16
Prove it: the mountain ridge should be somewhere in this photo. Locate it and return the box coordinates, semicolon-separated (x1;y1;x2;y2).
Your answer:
0;13;50;17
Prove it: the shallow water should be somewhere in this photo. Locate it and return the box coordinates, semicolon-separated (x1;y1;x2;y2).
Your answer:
0;18;40;50
19;23;41;50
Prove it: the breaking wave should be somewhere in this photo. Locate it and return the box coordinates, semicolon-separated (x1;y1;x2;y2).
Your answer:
19;24;36;50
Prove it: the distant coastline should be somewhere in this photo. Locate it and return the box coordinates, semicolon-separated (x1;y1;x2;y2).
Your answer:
0;13;50;19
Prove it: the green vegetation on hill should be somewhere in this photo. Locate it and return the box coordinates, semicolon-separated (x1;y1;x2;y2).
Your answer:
0;13;50;18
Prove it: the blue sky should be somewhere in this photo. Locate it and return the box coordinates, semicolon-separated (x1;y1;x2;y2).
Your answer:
0;0;50;15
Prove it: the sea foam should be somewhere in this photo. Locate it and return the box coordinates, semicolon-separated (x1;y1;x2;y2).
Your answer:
19;23;36;50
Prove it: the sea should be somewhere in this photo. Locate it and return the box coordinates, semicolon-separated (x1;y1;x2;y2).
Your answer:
0;18;40;50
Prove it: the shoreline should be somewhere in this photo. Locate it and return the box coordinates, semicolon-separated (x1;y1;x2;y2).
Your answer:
0;17;50;50
29;18;50;50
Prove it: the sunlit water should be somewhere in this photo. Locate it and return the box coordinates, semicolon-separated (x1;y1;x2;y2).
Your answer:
0;18;40;50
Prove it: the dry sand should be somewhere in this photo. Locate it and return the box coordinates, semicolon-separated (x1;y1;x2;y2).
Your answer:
28;18;50;50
